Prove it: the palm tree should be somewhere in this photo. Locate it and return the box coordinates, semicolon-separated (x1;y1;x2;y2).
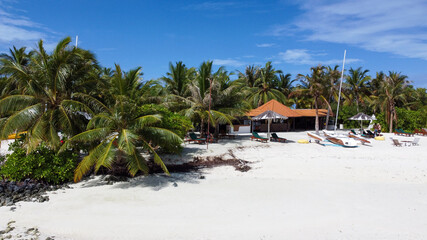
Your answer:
296;65;327;134
237;65;260;88
344;67;371;112
323;65;341;129
370;71;409;132
178;61;243;135
278;73;295;104
0;46;32;96
249;62;285;107
161;61;195;97
61;65;182;182
0;37;101;151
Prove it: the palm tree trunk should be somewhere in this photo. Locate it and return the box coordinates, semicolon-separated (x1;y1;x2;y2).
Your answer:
315;98;319;134
325;104;331;130
389;103;394;133
200;118;204;137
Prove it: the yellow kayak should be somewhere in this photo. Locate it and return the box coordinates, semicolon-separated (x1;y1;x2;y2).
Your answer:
7;131;27;139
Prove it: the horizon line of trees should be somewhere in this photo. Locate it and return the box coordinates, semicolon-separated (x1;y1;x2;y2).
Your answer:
0;37;426;181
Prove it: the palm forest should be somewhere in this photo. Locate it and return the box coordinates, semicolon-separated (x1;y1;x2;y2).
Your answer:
0;37;426;184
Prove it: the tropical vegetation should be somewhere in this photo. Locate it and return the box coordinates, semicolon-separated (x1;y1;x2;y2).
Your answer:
0;37;426;183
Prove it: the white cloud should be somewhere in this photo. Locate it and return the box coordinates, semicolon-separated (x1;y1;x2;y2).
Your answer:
0;2;55;49
271;0;427;60
256;43;275;48
213;58;246;67
278;49;360;65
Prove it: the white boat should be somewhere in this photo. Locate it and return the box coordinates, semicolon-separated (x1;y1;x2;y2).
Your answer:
307;132;325;141
323;131;358;148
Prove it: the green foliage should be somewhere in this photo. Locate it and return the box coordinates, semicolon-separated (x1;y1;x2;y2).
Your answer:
0;140;78;184
138;104;193;137
376;107;427;132
338;105;361;129
138;104;192;153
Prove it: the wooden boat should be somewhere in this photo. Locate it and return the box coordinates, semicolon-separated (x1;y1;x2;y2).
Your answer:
348;134;371;144
307;132;325;141
323;131;358;148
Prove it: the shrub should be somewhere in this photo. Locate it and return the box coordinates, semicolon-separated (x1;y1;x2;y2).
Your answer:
138;104;193;153
375;107;427;132
138;104;193;137
0;139;78;184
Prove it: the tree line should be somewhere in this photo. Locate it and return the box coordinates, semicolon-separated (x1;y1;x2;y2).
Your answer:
0;37;426;181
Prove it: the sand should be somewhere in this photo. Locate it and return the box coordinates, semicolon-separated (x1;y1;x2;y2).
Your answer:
0;131;426;239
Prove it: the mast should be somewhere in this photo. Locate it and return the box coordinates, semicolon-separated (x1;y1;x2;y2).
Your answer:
334;50;346;133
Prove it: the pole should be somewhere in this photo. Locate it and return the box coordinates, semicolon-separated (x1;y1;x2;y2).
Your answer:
75;35;79;48
334;50;346;133
207;77;213;150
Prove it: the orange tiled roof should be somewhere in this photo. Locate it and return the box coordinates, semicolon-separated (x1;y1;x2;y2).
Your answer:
247;99;302;117
246;99;331;117
293;109;332;117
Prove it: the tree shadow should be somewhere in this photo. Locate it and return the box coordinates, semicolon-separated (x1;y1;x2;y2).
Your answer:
112;172;204;191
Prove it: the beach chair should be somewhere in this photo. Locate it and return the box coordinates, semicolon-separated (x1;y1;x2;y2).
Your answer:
250;132;268;143
350;129;358;135
206;135;219;143
414;129;427;136
361;130;374;138
185;132;206;144
414;129;423;135
394;129;404;136
271;133;287;142
390;138;402;147
411;137;420;146
398;128;414;137
366;130;377;137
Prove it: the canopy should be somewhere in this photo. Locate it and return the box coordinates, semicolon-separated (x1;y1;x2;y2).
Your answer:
252;110;288;120
348;113;374;129
252;110;288;140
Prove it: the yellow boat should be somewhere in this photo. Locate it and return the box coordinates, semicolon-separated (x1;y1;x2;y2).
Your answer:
6;131;27;139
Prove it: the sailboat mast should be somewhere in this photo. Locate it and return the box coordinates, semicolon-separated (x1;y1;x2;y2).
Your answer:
334;50;346;132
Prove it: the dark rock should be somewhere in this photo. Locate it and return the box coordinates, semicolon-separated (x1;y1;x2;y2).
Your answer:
199;175;205;179
172;182;178;187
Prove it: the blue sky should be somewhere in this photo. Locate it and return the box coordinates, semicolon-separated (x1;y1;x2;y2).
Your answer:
1;0;427;88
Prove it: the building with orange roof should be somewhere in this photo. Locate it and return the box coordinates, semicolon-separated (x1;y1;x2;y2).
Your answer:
230;100;332;133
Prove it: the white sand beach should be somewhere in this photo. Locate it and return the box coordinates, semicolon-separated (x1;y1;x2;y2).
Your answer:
1;131;426;239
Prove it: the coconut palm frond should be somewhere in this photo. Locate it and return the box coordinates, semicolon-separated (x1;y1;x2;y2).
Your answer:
0;103;42;138
134;114;162;129
126;148;149;176
141;139;169;175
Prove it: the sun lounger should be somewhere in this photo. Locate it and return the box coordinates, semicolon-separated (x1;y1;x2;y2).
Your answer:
250;132;268;143
271;133;286;142
361;130;374;138
206;136;219;143
390;138;402;147
396;128;414;137
350;129;358;135
185;132;206;144
414;129;427;136
411;137;420;146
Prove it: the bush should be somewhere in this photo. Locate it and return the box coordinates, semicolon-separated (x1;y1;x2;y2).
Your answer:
138;104;193;138
0;139;78;184
138;104;193;153
377;107;427;132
